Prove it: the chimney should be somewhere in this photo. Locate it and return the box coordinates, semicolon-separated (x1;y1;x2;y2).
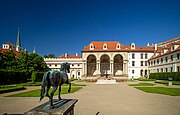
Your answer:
65;53;68;57
154;44;157;51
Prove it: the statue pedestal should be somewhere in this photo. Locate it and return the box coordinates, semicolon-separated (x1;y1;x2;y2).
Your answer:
24;99;78;115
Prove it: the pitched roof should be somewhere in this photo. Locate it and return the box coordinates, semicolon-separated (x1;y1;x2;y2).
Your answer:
149;41;180;60
4;42;15;47
82;41;154;52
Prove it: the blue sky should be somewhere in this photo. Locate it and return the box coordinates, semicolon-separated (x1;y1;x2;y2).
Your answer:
0;0;180;57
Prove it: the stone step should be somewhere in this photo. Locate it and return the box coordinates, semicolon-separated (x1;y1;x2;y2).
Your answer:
96;79;118;84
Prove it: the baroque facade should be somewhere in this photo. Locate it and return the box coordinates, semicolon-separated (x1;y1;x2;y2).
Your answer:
44;36;180;79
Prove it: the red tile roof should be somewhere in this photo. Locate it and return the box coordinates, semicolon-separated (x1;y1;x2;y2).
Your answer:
5;42;15;47
149;42;180;60
82;41;154;52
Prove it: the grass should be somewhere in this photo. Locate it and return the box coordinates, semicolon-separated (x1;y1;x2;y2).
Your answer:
0;85;25;94
136;77;155;81
128;83;155;86
155;80;180;85
7;87;82;97
135;87;180;96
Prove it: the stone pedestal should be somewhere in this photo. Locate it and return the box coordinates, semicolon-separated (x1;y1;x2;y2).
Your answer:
24;99;78;115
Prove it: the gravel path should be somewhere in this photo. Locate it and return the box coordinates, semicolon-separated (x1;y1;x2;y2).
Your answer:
0;81;180;115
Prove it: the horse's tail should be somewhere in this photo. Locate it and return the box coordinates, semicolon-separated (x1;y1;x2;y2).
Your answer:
40;71;50;102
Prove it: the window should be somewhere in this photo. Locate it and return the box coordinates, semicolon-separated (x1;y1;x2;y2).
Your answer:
161;68;163;72
154;60;156;65
116;44;120;49
132;53;135;59
90;44;94;50
78;71;80;76
157;59;159;64
140;53;143;59
157;69;159;73
145;53;148;59
177;66;180;72
132;61;135;66
171;67;173;72
141;61;143;66
132;70;134;74
72;64;74;66
145;61;148;66
177;53;180;60
103;43;108;50
165;57;168;62
171;55;173;61
161;58;163;63
165;68;168;72
78;64;80;66
55;64;57;67
49;64;51;67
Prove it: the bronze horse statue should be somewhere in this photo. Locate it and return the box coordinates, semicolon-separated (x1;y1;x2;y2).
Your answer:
40;62;71;109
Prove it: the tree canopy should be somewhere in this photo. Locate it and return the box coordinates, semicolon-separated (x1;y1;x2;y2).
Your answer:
0;51;49;73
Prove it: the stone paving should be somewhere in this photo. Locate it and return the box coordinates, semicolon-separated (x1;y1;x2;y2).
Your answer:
0;81;180;115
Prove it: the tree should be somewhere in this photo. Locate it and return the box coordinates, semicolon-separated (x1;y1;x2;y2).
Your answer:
0;50;17;70
44;54;56;58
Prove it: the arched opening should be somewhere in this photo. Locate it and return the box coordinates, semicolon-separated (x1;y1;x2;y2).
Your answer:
87;55;96;76
100;54;110;76
114;54;123;76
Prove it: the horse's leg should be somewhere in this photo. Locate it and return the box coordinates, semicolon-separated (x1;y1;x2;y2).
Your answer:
58;84;62;100
45;83;51;99
50;86;57;109
68;82;71;93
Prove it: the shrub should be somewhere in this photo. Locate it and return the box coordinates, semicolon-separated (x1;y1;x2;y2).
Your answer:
31;71;45;82
0;70;28;85
149;72;180;81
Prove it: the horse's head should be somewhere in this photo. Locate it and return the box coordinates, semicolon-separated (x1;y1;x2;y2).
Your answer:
61;62;70;73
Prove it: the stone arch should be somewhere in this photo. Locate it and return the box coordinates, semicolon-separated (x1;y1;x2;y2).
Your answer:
114;54;123;76
100;54;110;76
87;54;96;76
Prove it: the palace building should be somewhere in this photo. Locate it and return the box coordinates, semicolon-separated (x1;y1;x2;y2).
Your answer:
44;36;180;80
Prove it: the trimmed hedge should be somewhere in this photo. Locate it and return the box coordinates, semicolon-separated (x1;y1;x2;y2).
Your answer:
0;86;25;94
0;70;28;85
31;71;45;82
149;72;180;81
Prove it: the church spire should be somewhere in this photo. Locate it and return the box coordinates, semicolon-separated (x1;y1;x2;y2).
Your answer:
16;27;21;48
33;47;36;53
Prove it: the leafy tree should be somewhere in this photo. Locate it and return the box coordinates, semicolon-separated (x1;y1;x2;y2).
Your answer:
44;54;56;58
0;50;18;70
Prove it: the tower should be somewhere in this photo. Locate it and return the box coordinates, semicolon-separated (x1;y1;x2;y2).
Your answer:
16;27;23;52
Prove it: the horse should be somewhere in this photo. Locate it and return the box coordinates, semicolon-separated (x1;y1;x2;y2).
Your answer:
40;62;71;109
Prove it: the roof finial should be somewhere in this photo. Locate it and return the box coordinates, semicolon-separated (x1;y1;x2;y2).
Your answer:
33;47;36;53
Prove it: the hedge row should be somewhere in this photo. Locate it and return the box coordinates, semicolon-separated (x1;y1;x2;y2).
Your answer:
31;71;45;82
0;86;25;94
0;70;28;85
149;72;180;81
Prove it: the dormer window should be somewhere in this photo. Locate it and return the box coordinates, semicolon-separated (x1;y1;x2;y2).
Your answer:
116;44;120;49
103;43;108;50
131;43;135;49
90;44;94;50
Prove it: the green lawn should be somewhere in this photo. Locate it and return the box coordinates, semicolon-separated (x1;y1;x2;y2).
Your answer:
0;85;25;94
155;80;180;85
135;87;180;96
128;83;155;86
7;87;82;97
